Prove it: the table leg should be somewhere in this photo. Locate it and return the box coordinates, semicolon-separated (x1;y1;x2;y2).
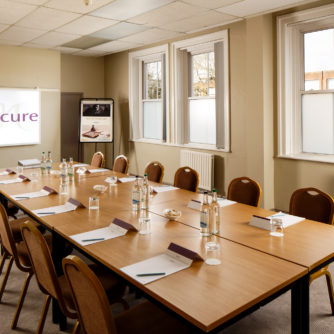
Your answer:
51;231;67;330
291;275;309;334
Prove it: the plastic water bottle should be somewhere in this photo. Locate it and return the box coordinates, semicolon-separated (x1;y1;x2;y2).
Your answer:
68;157;74;182
140;174;150;211
132;176;141;211
40;152;47;175
46;151;52;174
59;158;68;185
200;191;211;237
210;189;221;234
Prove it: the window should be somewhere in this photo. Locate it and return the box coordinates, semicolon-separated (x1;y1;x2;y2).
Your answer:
129;45;167;142
172;31;229;150
278;4;334;161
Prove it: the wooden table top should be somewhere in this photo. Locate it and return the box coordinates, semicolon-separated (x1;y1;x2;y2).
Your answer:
0;167;317;331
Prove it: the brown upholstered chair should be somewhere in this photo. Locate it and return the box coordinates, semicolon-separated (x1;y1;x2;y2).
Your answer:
113;155;129;174
20;221;128;334
174;166;199;192
0;203;35;330
91;152;105;168
289;187;334;314
144;161;164;183
63;255;191;334
227;177;262;207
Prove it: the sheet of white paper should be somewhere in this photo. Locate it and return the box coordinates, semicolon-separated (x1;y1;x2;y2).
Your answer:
267;212;304;228
0;171;10;176
217;198;236;208
70;224;127;246
12;189;50;201
87;168;109;173
121;250;192;285
0;177;24;185
33;202;78;217
152;185;179;193
73;163;89;168
187;200;202;211
118;177;136;183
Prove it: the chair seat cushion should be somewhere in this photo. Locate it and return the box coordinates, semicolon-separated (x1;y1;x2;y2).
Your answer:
115;301;191;334
10;218;45;243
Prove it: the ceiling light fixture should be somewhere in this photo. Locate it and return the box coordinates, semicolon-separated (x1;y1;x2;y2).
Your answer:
83;0;93;5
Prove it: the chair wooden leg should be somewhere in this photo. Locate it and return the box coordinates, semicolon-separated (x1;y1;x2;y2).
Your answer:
72;320;80;334
325;270;334;315
0;250;8;276
0;256;13;302
37;295;51;334
11;271;34;329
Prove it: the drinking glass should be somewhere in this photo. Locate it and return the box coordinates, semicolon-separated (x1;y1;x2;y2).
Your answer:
59;182;68;195
89;196;99;210
205;241;221;265
139;216;151;235
270;218;284;237
17;165;24;175
107;176;118;186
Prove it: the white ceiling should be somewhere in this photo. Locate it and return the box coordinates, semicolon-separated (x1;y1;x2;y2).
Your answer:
0;0;316;56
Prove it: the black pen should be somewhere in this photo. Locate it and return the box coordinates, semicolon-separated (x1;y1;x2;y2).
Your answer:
38;212;56;215
136;272;166;277
82;238;105;242
15;196;30;199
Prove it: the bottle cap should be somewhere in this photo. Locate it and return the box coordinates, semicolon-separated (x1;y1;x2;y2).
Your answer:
213;188;217;192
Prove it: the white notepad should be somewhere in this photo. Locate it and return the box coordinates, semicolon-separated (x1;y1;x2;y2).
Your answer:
0;169;16;176
33;198;85;217
121;243;203;285
0;175;30;184
11;186;57;201
87;168;109;173
249;212;304;230
70;218;138;246
152;185;179;193
118;177;136;183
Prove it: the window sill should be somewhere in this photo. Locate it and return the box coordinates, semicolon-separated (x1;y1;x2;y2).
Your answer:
130;139;230;153
276;153;334;164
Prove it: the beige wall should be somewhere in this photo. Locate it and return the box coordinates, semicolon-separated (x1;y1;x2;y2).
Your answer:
104;17;276;208
61;54;105;164
0;45;61;168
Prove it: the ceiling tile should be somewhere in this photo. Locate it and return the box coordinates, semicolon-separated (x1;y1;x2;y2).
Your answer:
11;0;48;5
56;46;82;54
91;22;148;40
0;23;8;33
181;0;244;10
128;1;204;26
74;49;107;57
90;0;174;21
0;39;22;46
56;15;118;35
16;7;81;30
31;31;80;47
0;26;46;43
217;0;309;17
162;10;240;33
0;0;36;25
44;0;113;14
121;28;183;44
23;42;51;48
62;35;111;49
89;39;143;53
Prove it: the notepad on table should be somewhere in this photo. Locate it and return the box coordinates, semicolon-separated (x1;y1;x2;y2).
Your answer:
87;168;109;174
217;198;236;208
0;169;16;176
33;198;85;217
70;218;137;246
0;175;30;184
18;159;41;167
121;243;203;285
12;186;57;201
118;177;136;183
249;212;304;230
152;185;179;193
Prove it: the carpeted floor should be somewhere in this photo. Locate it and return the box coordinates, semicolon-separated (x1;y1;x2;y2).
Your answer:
0;256;333;333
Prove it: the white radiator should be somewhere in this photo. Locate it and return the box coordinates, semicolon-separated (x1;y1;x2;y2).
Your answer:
180;150;214;191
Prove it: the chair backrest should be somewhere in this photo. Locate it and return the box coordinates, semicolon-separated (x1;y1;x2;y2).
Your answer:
0;203;18;260
91;152;105;168
63;255;117;334
174;166;199;192
144;161;164;183
113;155;129;174
227;177;262;207
20;221;76;318
289;187;334;224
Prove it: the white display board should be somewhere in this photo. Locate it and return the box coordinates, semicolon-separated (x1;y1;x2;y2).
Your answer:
0;88;40;147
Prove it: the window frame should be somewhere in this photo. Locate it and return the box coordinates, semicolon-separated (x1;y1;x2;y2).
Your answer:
129;44;168;144
171;30;230;151
277;4;334;163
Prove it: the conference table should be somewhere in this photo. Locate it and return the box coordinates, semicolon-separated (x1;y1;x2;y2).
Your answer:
0;165;331;333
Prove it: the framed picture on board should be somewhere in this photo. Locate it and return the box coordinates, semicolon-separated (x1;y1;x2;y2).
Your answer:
79;99;114;143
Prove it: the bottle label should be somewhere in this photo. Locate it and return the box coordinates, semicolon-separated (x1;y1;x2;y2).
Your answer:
132;190;140;204
200;211;208;228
